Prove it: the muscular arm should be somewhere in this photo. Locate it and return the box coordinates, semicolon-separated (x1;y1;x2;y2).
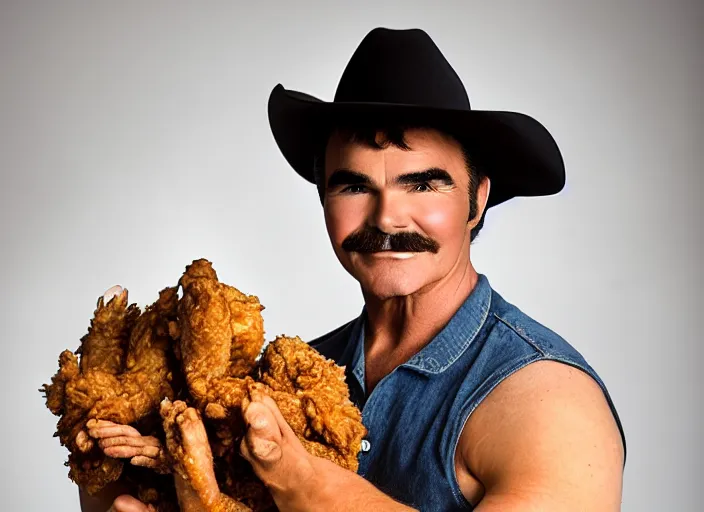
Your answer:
242;360;624;511
284;457;418;512
458;360;625;511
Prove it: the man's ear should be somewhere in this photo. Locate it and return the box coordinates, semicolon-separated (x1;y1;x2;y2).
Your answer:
469;176;491;228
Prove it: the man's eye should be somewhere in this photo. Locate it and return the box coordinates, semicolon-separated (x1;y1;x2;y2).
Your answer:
412;182;433;192
341;185;367;194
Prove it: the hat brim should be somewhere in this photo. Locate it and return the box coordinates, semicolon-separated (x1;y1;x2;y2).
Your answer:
268;84;565;208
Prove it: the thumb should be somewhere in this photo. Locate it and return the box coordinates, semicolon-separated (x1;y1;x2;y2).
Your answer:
260;395;298;441
241;401;283;467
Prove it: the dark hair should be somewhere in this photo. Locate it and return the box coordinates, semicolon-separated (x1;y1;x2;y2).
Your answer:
312;122;488;242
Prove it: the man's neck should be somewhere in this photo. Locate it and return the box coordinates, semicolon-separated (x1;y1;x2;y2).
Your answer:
361;257;479;362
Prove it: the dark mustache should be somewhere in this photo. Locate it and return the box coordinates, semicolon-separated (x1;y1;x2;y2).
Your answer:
341;227;440;254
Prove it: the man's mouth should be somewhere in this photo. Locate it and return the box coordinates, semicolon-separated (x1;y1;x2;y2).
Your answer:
368;251;417;259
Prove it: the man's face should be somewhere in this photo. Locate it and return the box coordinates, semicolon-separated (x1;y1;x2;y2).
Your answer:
322;127;488;300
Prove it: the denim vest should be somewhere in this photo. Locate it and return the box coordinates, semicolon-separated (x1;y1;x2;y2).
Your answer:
309;274;627;511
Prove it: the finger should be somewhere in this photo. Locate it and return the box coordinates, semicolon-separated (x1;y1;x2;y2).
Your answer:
249;386;266;403
103;444;160;459
130;455;165;470
182;407;202;423
259;395;297;439
75;430;94;452
86;419;117;429
98;435;161;449
89;424;142;439
247;436;282;463
240;434;283;473
240;434;279;464
243;402;280;439
109;494;151;512
241;403;283;467
244;383;269;410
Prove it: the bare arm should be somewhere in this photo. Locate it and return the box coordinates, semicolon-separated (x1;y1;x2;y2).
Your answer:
237;361;624;511
460;361;625;511
294;457;418;512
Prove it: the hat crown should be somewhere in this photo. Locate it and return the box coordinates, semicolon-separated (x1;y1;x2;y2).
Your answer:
333;28;471;111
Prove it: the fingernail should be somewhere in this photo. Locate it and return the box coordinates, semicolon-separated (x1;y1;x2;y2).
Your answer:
250;414;268;430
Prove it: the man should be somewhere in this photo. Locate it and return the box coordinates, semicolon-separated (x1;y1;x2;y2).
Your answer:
88;28;626;511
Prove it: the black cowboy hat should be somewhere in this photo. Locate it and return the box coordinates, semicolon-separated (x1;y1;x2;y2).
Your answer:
267;27;565;209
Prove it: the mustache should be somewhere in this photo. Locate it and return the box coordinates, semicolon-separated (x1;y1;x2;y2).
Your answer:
341;227;440;254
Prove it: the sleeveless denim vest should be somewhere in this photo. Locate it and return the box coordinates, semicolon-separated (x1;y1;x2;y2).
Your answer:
309;274;627;511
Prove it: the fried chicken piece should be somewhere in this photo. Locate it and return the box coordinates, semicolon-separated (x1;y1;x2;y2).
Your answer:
41;287;178;494
90;287;178;425
177;259;264;422
161;399;252;512
253;336;367;472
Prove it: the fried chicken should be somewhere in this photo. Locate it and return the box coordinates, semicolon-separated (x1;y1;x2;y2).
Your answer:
41;287;178;494
254;336;366;472
177;259;264;416
42;258;366;511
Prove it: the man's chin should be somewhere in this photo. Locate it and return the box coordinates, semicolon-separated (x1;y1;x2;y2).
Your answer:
340;252;433;298
356;275;426;301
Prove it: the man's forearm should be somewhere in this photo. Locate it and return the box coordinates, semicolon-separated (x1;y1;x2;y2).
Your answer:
274;457;418;512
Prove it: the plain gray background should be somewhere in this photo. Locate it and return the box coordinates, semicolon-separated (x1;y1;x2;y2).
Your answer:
1;1;701;510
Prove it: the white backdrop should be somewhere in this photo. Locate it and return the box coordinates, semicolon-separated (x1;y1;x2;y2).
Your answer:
1;1;701;510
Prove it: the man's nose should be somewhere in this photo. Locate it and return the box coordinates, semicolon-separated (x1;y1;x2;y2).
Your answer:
369;190;409;233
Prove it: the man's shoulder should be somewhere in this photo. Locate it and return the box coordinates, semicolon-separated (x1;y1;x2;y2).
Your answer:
486;287;584;363
481;283;627;463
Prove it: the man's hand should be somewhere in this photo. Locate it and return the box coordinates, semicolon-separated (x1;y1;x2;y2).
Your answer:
83;418;163;512
240;390;317;498
87;419;169;472
240;390;417;511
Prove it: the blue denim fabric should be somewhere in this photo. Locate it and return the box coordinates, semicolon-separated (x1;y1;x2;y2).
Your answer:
310;274;627;511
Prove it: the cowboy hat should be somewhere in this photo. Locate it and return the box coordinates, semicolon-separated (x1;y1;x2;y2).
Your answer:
267;27;565;208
